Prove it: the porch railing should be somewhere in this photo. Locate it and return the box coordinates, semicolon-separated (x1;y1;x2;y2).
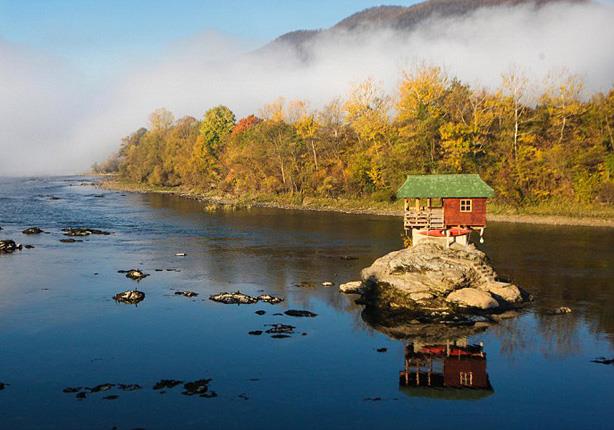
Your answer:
404;208;444;229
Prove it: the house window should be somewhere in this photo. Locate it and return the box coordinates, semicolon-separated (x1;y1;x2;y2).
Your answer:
460;371;473;386
460;199;472;212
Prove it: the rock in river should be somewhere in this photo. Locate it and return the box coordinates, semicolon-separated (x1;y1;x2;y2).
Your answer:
257;294;284;304
545;306;572;315
59;238;81;243
153;379;183;390
210;291;259;304
284;310;318;318
339;281;364;295
265;323;295;335
446;288;499;310
0;240;22;254
358;239;528;316
62;227;111;237
113;290;145;305
22;227;44;235
121;269;149;281
209;291;284;305
174;291;198;298
182;379;216;397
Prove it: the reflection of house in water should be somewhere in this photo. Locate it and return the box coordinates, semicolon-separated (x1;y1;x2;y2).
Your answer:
399;339;493;400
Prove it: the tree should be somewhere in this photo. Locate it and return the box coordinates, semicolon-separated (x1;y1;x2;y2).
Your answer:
396;66;449;171
501;69;529;160
199;105;236;158
149;108;175;132
345;79;395;191
231;115;261;137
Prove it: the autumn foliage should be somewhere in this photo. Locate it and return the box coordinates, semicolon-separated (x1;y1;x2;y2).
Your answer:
95;67;614;207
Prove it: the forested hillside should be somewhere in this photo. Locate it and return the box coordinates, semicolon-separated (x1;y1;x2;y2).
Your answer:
267;0;587;54
94;67;614;210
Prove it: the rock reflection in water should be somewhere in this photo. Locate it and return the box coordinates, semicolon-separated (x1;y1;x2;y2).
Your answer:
399;338;493;400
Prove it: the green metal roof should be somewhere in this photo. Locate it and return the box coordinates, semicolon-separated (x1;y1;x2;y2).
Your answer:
396;174;494;198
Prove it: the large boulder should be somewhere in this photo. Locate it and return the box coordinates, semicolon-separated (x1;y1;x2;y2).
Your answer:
479;282;523;304
446;288;499;310
361;241;486;296
339;281;364;294
357;239;526;315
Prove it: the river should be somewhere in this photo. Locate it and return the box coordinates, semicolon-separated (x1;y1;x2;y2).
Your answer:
0;176;612;429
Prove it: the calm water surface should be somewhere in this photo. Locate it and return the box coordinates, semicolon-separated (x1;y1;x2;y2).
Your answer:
0;177;612;429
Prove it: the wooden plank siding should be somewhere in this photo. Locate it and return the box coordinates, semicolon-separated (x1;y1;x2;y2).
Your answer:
443;198;487;227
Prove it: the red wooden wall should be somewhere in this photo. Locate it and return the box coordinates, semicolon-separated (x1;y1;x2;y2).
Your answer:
444;358;490;389
443;198;487;227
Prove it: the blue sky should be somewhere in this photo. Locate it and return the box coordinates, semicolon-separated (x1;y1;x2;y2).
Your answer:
0;0;417;75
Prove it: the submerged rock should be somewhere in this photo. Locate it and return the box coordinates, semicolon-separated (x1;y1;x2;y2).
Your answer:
59;238;81;243
153;379;183;390
90;383;114;393
294;281;316;288
182;379;215;397
545;306;572;315
209;291;283;305
265;324;295;335
64;382;141;400
63;387;81;393
174;291;198;298
62;227;111;237
284;310;318;318
210;291;259;304
257;294;284;304
113;290;145;305
0;240;21;254
122;269;149;281
117;384;142;391
22;227;44;235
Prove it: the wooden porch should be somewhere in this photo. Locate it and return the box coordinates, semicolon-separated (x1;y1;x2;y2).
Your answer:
403;199;444;229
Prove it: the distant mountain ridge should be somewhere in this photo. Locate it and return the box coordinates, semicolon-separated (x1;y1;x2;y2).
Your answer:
266;0;588;54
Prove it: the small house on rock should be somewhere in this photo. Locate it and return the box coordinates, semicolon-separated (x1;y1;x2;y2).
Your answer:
396;174;494;246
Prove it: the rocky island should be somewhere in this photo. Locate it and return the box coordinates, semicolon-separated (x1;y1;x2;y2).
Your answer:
341;239;530;338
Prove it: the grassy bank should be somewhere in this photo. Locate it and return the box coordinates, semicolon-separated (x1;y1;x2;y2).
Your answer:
99;176;614;228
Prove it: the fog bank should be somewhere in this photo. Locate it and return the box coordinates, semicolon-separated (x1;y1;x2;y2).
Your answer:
1;1;613;175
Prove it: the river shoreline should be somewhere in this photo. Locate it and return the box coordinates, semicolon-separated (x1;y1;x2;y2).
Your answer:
98;177;614;228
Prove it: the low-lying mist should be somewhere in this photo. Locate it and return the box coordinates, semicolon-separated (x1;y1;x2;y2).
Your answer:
1;1;613;176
